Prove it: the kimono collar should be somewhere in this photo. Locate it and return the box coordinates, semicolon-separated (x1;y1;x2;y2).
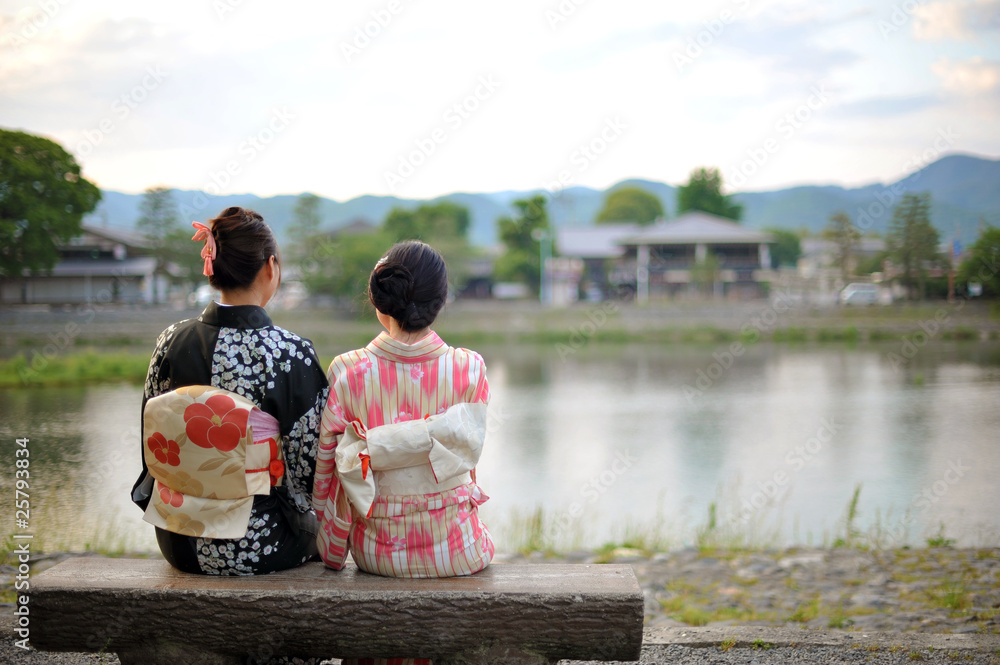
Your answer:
366;330;449;363
197;301;273;329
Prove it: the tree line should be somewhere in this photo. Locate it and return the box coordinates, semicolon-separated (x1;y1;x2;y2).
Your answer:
2;129;998;302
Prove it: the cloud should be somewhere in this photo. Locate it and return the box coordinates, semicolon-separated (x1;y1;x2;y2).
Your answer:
832;94;941;118
932;56;1000;95
914;0;1000;41
0;17;173;111
716;6;866;87
540;20;683;72
0;16;304;151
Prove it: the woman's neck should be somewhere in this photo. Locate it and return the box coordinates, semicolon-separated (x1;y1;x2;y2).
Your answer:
219;287;264;307
386;321;430;345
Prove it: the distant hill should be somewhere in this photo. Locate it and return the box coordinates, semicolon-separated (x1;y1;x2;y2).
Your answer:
85;153;999;247
735;154;1000;242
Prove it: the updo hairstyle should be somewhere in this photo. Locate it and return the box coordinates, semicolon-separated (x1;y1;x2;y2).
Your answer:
205;207;279;291
369;241;448;333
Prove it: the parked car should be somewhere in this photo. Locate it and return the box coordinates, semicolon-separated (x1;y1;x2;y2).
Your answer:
839;283;879;306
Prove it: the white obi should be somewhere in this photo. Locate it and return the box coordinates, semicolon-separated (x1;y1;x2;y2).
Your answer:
334;402;487;517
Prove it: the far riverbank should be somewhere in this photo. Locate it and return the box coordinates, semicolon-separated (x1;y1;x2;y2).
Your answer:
2;299;998;387
3;298;999;351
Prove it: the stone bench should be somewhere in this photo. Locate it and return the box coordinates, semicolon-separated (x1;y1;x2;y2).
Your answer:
31;557;644;664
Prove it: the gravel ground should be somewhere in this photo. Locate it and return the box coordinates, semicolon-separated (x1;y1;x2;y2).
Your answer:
519;547;1000;635
4;626;1000;665
625;643;1000;664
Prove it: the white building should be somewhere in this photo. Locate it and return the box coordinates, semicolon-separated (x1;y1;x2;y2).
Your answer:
558;212;775;301
1;226;169;305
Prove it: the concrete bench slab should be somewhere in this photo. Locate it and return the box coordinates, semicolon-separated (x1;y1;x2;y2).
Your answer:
31;557;644;664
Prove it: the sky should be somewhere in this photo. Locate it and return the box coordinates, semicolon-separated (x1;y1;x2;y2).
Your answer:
1;0;999;202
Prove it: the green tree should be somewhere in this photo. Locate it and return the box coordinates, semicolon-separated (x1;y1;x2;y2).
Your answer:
596;187;664;226
136;187;180;249
494;195;549;295
764;228;802;268
288;193;322;247
676;167;742;221
958;225;1000;297
162;227;206;288
303;230;392;303
287;193;324;286
384;201;470;242
135;187;180;303
383;201;474;287
0;129;101;278
823;212;861;281
855;249;889;277
886;193;940;300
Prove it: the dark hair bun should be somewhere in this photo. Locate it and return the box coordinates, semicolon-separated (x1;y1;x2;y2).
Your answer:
373;264;414;303
206;207;278;291
369;241;447;333
403;301;431;331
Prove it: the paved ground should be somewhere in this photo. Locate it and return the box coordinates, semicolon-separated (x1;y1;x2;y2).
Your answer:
5;622;1000;664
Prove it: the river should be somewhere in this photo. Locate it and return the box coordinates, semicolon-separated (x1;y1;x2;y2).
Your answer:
1;341;998;554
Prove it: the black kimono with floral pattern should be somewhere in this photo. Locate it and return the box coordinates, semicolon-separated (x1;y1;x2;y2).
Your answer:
132;302;329;575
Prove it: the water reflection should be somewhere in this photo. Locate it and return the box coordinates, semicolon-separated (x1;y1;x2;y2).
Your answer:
0;342;997;554
0;384;153;552
477;342;1000;550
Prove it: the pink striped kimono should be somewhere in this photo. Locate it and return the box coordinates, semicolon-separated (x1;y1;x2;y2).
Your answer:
314;330;494;579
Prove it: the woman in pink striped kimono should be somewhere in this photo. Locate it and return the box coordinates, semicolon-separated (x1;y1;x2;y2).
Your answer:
313;240;494;585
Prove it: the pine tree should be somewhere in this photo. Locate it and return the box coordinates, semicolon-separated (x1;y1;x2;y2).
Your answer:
135;187;180;303
886;193;940;300
823;211;861;282
676;167;742;221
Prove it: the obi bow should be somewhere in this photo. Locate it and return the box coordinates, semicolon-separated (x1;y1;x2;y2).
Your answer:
334;402;487;519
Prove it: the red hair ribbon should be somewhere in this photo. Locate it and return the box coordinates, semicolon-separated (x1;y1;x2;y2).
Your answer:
191;221;217;277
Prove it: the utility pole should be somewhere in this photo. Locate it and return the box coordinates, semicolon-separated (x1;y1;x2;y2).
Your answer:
948;219;958;302
532;228;552;306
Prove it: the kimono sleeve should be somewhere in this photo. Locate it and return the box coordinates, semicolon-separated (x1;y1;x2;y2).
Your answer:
313;367;357;570
313;371;351;512
469;351;490;405
267;337;329;513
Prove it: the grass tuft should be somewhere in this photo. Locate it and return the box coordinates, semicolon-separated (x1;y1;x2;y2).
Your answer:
927;522;956;548
832;483;863;549
786;595;821;623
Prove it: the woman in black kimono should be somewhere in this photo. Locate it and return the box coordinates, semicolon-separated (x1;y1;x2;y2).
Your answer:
131;206;329;575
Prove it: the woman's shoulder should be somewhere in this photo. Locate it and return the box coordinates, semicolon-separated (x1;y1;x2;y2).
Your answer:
255;324;316;350
327;347;375;377
152;317;199;352
449;345;487;368
214;323;317;358
247;324;324;373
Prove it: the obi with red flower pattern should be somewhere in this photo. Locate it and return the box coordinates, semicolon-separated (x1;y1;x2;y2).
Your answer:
142;385;285;538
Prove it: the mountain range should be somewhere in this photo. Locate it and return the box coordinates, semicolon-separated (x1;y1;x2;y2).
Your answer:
86;153;1000;247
